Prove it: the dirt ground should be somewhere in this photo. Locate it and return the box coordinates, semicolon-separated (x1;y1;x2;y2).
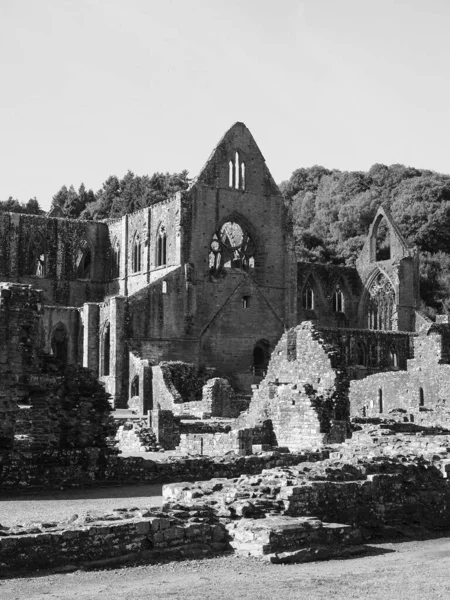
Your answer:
0;483;163;527
1;536;450;600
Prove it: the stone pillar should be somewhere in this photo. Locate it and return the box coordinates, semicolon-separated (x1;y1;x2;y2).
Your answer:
110;296;127;407
83;303;100;375
120;215;128;296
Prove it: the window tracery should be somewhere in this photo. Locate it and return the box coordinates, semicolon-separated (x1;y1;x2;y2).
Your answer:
367;272;395;330
132;234;142;273
209;221;255;276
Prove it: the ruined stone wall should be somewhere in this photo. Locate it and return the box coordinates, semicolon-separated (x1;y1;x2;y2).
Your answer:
0;283;116;454
297;263;362;328
0;212;109;306
238;322;413;450
41;305;81;364
350;321;450;425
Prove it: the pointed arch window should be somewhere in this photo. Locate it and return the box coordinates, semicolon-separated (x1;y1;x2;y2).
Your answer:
302;284;314;310
332;286;344;313
228;151;246;190
209;220;255;276
132;234;142;273
157;225;167;267
419;387;425;407
390;345;398;368
111;239;120;278
27;232;46;277
76;239;93;279
367;272;395;331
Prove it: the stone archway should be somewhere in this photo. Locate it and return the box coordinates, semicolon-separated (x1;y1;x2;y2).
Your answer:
253;339;271;376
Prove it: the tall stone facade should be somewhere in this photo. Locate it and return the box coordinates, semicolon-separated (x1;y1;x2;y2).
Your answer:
0;122;423;451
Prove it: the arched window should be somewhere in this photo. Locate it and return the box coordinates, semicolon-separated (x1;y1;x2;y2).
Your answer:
367;272;395;331
111;240;120;278
390;345;398;368
419;387;425;407
130;375;139;398
51;323;68;363
209;220;255;276
132;234;142;273
332;286;344;313
157;226;167;267
302;284;314;310
378;388;383;413
375;216;391;261
76;239;93;279
27;233;46;277
229;152;245;190
101;323;110;376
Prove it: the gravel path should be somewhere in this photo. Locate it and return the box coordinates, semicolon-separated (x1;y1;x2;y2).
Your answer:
1;537;450;599
0;483;163;527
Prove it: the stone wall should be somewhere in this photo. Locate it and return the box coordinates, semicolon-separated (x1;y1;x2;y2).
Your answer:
0;505;228;574
350;319;450;425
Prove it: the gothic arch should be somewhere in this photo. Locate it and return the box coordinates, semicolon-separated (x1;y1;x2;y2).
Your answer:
27;232;46;277
131;232;142;273
209;214;259;277
299;271;326;318
76;238;94;279
360;269;396;331
111;237;120;278
156;223;167;267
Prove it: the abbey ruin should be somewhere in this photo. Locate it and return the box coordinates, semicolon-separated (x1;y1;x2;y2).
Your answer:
2;122;450;572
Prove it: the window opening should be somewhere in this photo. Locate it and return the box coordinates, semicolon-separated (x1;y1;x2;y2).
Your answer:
362;406;367;417
162;281;168;294
157;226;167;267
332;286;344;312
102;323;110;376
51;324;68;363
229;160;234;187
367;272;395;331
112;241;120;278
378;388;383;413
375;216;391;261
130;375;139;398
209;221;255;276
253;339;270;376
132;235;142;273
302;284;314;310
390;346;398;368
419;387;424;407
28;233;46;277
242;295;250;308
76;240;92;279
229;152;245;190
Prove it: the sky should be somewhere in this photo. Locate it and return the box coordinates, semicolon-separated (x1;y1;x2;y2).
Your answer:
1;0;450;210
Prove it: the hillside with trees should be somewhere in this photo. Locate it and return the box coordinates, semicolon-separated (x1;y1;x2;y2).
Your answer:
280;164;450;316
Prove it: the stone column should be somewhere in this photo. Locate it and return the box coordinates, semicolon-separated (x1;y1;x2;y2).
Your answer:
110;296;127;407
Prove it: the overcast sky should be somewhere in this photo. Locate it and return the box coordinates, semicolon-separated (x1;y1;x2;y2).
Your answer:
1;0;449;210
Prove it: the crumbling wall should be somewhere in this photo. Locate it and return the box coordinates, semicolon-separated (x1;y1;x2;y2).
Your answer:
0;283;116;459
350;319;450;426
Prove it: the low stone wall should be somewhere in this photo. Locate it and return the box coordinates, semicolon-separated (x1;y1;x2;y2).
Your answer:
0;447;330;492
175;427;253;456
0;505;229;574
